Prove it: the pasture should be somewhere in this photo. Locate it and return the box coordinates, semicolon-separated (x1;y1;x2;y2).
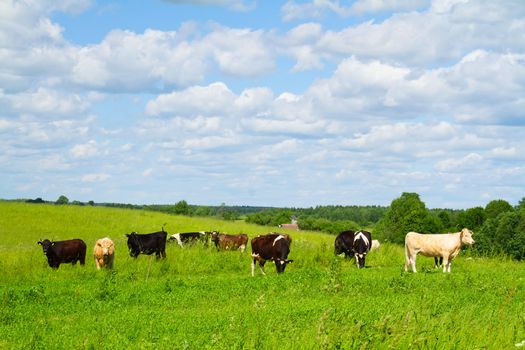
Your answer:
1;201;524;349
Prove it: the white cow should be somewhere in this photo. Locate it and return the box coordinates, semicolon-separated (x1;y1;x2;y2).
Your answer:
371;239;380;251
404;228;475;273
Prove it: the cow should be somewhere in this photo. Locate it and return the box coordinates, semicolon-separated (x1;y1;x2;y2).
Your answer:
404;228;475;273
334;230;372;268
251;233;293;276
210;232;249;252
93;237;115;270
168;231;210;247
371;239;380;251
334;230;355;258
126;228;167;259
37;238;86;269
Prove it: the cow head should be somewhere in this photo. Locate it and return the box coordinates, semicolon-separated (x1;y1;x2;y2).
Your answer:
274;258;294;273
353;231;371;269
126;233;141;258
37;239;53;254
97;239;114;260
460;228;475;246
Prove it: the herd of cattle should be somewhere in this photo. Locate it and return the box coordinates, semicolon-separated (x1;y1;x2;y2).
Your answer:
36;227;475;274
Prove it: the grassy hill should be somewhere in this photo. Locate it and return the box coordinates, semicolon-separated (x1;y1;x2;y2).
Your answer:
1;201;524;349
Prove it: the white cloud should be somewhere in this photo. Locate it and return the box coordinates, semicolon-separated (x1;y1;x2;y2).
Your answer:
281;0;430;21
82;173;111;182
145;82;235;117
162;0;255;12
434;153;484;172
70;140;98;159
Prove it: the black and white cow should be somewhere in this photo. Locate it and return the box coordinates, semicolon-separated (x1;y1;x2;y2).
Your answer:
251;233;293;276
168;231;210;247
37;238;86;269
126;228;167;259
334;230;372;268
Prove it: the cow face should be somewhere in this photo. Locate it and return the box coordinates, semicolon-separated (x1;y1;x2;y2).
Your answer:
126;233;141;258
37;239;53;254
274;258;294;273
460;228;475;246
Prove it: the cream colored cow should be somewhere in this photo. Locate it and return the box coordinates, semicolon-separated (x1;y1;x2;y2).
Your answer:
93;237;115;270
404;228;475;273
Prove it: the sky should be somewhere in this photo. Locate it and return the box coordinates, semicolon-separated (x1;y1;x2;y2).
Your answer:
1;0;524;209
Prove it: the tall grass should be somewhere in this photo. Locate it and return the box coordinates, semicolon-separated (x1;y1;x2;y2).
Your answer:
1;201;524;349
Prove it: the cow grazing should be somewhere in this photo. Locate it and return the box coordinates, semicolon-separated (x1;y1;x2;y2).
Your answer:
251;233;293;276
211;232;249;252
168;231;210;247
334;230;355;258
93;237;115;270
404;228;475;273
371;240;380;251
126;228;167;259
353;230;372;268
37;238;86;269
334;230;372;268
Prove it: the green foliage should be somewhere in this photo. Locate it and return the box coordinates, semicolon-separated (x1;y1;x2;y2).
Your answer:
456;206;486;230
376;193;439;244
55;195;69;205
485;199;513;219
0;201;524;349
474;208;525;260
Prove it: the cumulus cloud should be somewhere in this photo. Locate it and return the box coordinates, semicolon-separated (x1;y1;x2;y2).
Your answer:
162;0;255;11
281;0;429;20
82;173;111;182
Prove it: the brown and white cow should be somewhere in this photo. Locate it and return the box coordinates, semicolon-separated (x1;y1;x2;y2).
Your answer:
93;237;115;270
211;232;248;252
251;233;293;276
404;228;475;273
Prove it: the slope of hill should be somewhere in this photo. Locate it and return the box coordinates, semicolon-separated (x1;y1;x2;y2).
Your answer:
0;201;524;349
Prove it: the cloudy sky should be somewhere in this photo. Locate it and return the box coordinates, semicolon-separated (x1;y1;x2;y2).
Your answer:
1;0;524;209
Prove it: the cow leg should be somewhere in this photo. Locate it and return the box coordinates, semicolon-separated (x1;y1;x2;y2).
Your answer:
251;258;256;276
259;261;266;275
411;255;417;273
442;256;449;273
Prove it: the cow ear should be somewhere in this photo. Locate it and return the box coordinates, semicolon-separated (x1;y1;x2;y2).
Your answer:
126;234;130;237
37;241;42;245
287;260;294;264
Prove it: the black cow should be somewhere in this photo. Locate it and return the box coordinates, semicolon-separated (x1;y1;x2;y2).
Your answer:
334;230;356;258
126;228;167;259
251;233;293;276
168;231;210;247
37;239;86;269
334;230;372;268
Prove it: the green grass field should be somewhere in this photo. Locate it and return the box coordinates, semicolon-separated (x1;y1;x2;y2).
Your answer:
1;201;524;349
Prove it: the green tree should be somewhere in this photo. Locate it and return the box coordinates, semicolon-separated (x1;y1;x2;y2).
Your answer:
376;192;436;244
456;207;486;230
485;199;513;220
173;200;190;215
55;195;69;205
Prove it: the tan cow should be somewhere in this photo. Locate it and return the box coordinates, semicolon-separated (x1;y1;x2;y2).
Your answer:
404;228;475;273
93;237;115;270
371;239;380;251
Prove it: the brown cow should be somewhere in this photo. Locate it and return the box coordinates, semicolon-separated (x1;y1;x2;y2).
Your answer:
210;232;248;252
93;237;115;270
251;233;293;276
37;239;86;269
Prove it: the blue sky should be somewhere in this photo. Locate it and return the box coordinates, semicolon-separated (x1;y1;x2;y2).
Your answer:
1;0;524;209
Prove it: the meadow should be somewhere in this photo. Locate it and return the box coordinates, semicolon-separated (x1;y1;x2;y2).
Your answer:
1;201;524;349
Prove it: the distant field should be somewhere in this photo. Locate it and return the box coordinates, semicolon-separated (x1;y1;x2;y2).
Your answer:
1;201;524;349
